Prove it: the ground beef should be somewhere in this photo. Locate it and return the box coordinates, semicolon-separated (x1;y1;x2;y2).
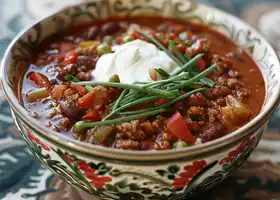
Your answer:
227;78;243;89
187;93;208;106
228;69;241;78
187;106;206;120
185;38;209;57
116;120;146;141
207;107;221;123
64;89;80;101
76;71;92;81
114;139;141;150
210;85;232;98
76;56;98;69
237;88;251;98
76;46;98;57
199;122;227;142
211;54;232;75
58;118;71;130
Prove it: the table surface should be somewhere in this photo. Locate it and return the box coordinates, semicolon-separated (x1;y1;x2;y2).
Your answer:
1;1;280;200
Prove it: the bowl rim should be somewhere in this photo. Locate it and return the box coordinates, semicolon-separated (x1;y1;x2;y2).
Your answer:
1;1;280;162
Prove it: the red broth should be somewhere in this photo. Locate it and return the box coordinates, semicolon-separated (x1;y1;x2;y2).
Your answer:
20;16;265;150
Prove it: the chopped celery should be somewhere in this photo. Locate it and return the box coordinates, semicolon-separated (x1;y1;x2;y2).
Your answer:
93;126;114;144
172;140;188;149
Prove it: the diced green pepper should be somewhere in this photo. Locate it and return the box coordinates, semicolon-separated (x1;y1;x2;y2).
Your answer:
172;140;188;149
26;88;49;102
97;44;113;56
103;36;113;44
93;126;114;144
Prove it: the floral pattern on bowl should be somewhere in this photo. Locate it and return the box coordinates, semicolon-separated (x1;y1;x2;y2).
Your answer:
1;0;280;199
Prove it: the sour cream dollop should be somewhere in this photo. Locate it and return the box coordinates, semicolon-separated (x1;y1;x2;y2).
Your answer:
93;39;177;84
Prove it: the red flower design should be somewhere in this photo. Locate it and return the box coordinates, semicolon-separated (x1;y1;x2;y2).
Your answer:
24;126;50;151
63;153;73;164
219;136;256;165
77;161;112;188
172;160;207;189
63;155;112;189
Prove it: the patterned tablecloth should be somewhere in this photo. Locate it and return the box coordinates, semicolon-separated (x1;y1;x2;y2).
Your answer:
1;1;280;200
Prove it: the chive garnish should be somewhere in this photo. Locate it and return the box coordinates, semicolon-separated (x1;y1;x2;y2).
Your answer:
66;75;94;91
135;29;183;66
119;88;206;116
170;54;204;76
73;81;176;99
65;75;79;82
169;40;188;63
85;85;94;92
112;89;128;112
102;95;162;121
155;68;170;78
75;108;167;128
169;64;217;90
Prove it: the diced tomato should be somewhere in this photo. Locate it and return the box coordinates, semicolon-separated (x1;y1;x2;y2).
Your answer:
196;58;207;72
176;44;186;53
83;110;101;121
59;42;75;54
71;85;87;96
166;112;195;143
63;51;79;66
130;30;141;39
28;72;51;89
51;85;68;99
154;98;168;106
168;33;177;40
77;92;95;109
174;101;185;110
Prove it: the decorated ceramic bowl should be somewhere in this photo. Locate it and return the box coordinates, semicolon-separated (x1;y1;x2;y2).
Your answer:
1;0;280;199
